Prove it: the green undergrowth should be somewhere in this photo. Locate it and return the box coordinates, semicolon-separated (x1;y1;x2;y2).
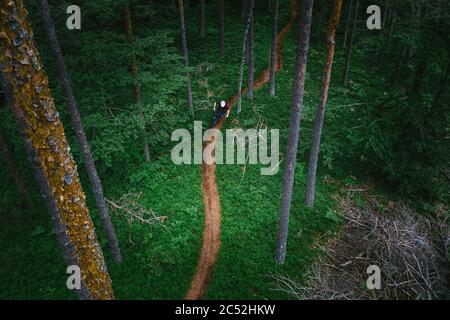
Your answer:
1;1;445;300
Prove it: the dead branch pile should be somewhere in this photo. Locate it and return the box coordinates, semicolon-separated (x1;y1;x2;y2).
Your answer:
273;187;449;300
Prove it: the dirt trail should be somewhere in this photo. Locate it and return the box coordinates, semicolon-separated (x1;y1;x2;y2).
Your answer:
186;0;299;300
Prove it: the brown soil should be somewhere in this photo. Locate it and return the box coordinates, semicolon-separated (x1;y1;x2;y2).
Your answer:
185;0;299;300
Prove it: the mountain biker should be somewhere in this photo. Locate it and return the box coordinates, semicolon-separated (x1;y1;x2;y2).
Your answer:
210;100;230;128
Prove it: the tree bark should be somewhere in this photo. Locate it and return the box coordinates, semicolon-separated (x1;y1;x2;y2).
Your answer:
123;1;151;162
247;0;255;100
39;0;122;263
277;0;314;265
343;0;358;87
305;0;343;207
219;0;225;58
199;0;205;38
178;0;194;117
342;0;353;49
0;0;114;299
244;0;250;64
0;127;33;210
268;0;279;97
236;0;254;113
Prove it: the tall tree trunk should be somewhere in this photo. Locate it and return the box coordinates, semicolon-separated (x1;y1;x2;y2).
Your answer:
268;0;279;96
247;0;255;100
0;127;33;210
305;0;343;207
219;0;225;58
236;0;254;113
342;0;353;49
123;1;151;162
199;0;205;37
244;0;250;64
432;52;450;109
343;0;358;87
0;0;114;299
178;0;195;117
277;0;314;265
39;0;122;263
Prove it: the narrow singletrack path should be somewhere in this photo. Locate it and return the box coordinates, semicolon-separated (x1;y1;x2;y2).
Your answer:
186;0;299;300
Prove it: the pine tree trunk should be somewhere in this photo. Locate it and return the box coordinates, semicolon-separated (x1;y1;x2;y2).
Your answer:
343;0;358;87
39;0;122;263
0;127;33;210
342;0;353;49
123;1;151;162
199;0;205;37
236;0;254;113
244;0;250;65
305;0;343;207
247;1;255;100
178;0;194;117
268;0;279;96
0;0;114;299
219;0;225;58
277;0;314;265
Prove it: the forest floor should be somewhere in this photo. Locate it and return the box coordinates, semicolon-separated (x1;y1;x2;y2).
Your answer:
0;2;445;300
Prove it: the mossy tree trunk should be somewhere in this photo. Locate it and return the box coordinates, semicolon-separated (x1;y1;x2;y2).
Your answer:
38;0;122;263
0;0;114;300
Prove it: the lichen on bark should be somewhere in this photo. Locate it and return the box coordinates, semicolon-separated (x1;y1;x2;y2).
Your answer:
0;0;114;299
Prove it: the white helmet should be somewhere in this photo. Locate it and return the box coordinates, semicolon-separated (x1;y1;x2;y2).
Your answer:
220;100;226;108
